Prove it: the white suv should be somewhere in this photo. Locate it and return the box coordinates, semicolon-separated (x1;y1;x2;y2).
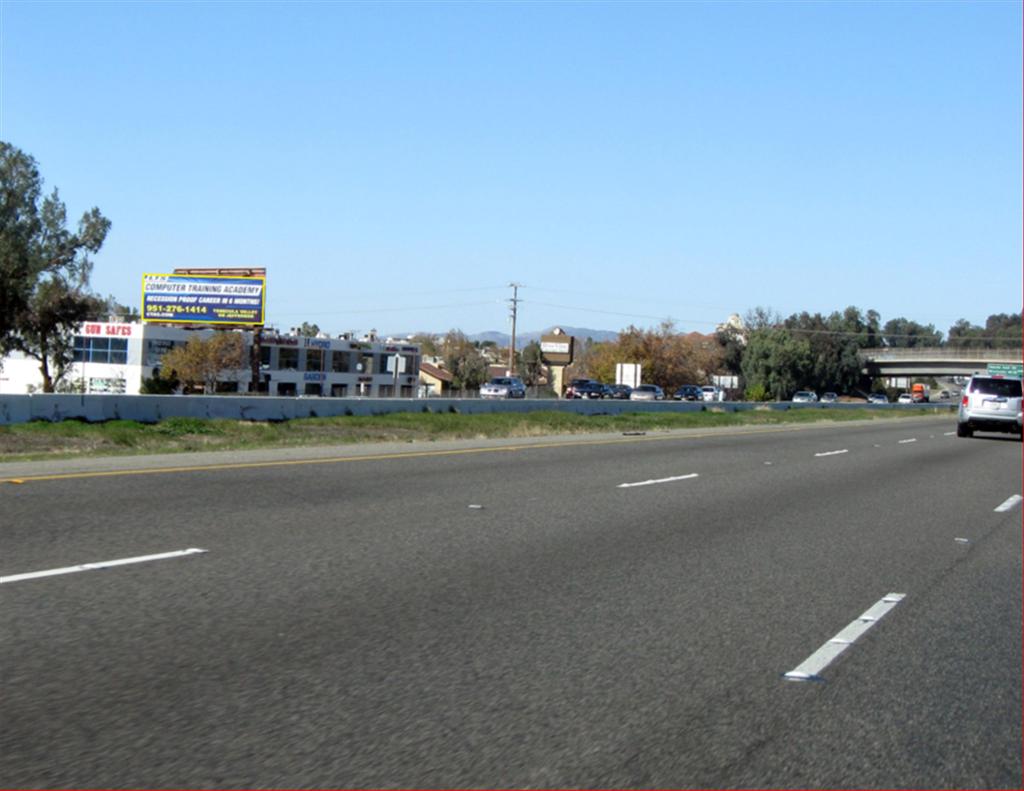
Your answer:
956;375;1023;439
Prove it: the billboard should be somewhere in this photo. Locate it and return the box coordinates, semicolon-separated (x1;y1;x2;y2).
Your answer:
141;273;266;325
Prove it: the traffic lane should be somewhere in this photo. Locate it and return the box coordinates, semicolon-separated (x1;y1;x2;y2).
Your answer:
0;416;970;574
3;503;1017;786
0;416;1015;645
1;416;1013;622
730;508;1023;789
2;431;1019;785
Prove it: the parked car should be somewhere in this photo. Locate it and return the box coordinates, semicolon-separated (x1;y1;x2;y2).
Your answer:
791;391;818;403
867;393;889;404
897;393;914;404
479;376;526;399
701;385;724;402
938;390;951;400
629;384;665;401
605;384;633;399
957;375;1023;439
674;384;703;401
568;381;606;399
821;392;839;403
565;378;600;399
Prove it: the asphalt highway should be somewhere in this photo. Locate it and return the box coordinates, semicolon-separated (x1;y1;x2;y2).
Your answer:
1;416;1020;788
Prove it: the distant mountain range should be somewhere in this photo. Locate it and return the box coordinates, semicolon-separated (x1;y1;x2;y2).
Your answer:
469;326;620;349
387;327;620;349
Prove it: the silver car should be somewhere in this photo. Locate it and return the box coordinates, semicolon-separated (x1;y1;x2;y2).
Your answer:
629;384;665;401
957;375;1023;439
791;391;818;403
479;376;526;399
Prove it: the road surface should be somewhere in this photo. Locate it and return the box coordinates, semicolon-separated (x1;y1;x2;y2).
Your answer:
2;417;1020;788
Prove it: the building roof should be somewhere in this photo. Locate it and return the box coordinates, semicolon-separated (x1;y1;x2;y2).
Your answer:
419;362;453;382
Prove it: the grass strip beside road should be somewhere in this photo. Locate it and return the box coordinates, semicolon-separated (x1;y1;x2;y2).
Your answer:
0;407;952;462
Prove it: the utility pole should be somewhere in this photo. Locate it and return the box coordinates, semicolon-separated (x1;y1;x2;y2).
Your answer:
508;282;522;374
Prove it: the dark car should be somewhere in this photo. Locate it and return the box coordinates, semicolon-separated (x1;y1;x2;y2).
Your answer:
570;381;606;399
674;384;703;401
565;378;598;399
605;384;632;399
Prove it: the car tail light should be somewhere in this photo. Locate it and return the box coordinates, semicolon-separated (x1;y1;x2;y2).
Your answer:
961;395;969;407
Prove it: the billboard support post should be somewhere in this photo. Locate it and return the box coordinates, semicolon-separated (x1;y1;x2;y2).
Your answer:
251;327;262;395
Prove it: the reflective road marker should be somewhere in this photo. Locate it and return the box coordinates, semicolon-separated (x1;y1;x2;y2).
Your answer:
784;593;906;682
1;548;208;584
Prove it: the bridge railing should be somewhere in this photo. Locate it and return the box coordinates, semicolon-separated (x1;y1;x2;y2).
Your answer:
860;347;1022;362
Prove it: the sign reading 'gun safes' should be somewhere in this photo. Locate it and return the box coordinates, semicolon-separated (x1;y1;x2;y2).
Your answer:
141;274;266;325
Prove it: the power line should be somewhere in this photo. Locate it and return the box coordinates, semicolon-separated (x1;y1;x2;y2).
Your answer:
268;300;500;318
525;300;1020;343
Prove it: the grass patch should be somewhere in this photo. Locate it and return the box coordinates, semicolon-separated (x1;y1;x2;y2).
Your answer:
0;406;953;463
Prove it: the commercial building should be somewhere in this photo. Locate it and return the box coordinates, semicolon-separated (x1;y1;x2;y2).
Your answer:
0;321;421;398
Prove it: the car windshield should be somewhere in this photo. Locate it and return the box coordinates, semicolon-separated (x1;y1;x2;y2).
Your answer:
489;378;512;385
971;378;1022;398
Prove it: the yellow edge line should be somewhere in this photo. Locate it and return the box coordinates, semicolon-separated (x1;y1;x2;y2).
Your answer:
0;418;946;484
4;427;786;483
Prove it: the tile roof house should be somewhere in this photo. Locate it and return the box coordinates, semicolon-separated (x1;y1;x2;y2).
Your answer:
419;362;454;396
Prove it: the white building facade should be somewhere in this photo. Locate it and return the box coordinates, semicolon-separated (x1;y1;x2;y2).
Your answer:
0;321;421;398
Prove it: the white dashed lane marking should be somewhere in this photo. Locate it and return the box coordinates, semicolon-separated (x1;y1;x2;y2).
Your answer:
814;449;849;457
0;548;208;584
619;473;699;488
994;495;1023;513
785;593;906;682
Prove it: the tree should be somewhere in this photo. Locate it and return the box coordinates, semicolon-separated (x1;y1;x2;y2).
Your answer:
715;323;746;377
616;321;722;392
741;328;812;400
0;143;43;354
440;329;488;391
298;322;321;337
159;333;248;394
18;282;105;392
985;313;1022;348
92;294;140;322
777;306;881;394
408;333;439;356
882;317;942;348
519;340;546;386
0;142;110;389
947;314;1022;349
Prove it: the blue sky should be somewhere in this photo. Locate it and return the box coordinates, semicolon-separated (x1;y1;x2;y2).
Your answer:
3;0;1021;337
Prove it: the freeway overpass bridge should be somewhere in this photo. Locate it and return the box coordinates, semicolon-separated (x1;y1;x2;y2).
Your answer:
859;348;1022;378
